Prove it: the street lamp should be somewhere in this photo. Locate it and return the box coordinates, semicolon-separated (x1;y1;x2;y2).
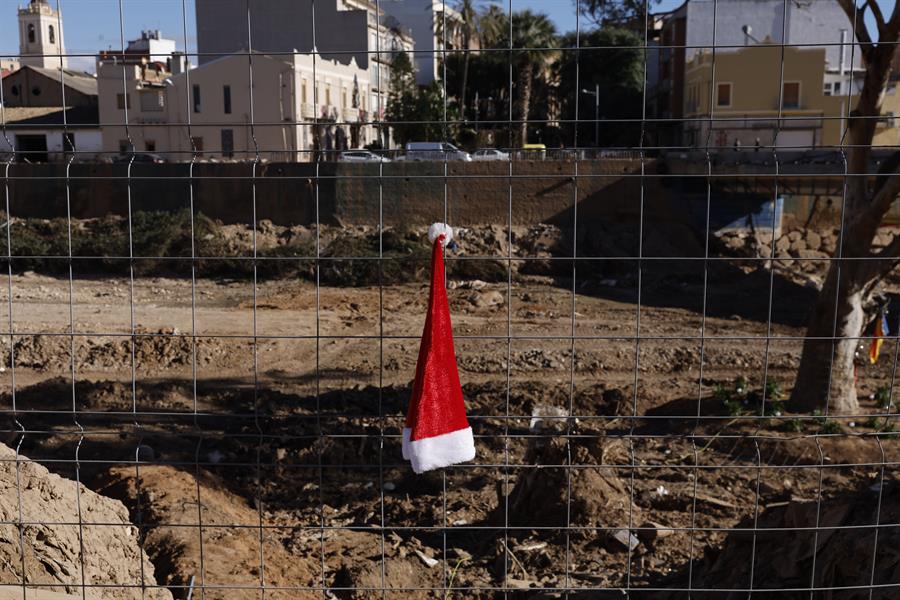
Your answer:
581;83;600;148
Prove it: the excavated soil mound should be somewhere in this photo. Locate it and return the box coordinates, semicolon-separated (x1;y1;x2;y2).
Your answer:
504;437;638;531
0;443;171;600
686;475;900;599
96;464;321;600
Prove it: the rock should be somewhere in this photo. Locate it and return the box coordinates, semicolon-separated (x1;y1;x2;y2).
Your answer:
468;290;504;309
874;231;893;247
724;235;745;250
413;548;439;568
0;443;172;600
775;236;791;252
608;529;640;552
789;238;807;255
637;521;675;542
788;230;803;242
806;231;822;251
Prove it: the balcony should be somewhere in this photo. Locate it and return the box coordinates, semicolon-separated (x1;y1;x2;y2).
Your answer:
342;107;359;122
301;103;316;119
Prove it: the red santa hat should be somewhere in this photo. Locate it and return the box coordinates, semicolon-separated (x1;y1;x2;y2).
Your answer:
402;223;475;474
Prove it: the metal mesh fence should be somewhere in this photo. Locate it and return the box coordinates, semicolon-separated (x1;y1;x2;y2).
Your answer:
0;0;898;597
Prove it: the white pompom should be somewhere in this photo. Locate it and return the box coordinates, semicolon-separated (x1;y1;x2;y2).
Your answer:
428;223;453;246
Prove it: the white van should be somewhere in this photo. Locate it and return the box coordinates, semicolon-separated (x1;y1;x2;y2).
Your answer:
401;142;472;162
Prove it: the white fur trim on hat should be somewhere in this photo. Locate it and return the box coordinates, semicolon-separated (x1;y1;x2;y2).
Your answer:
428;223;453;247
402;427;475;474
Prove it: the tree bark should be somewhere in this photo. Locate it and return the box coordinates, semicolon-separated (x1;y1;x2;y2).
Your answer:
460;34;470;121
789;0;900;414
515;61;533;146
791;264;865;414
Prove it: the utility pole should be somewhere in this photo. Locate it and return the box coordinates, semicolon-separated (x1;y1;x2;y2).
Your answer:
581;83;600;148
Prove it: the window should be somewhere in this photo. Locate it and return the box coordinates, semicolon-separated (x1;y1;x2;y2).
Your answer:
221;129;234;158
824;82;832;96
782;82;800;108
118;140;132;153
48;25;55;44
145;140;156;152
10;85;18;96
833;82;842;94
326;85;331;106
190;136;204;155
116;93;130;110
27;24;35;44
31;87;41;97
139;91;164;112
878;111;896;127
62;133;75;154
342;88;347;108
302;80;308;103
192;84;201;113
716;83;731;107
223;85;232;114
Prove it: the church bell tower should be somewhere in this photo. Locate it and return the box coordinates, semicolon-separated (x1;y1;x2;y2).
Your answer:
18;0;67;70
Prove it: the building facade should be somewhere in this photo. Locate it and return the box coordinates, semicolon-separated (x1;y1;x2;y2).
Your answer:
683;42;899;149
97;50;378;161
650;0;860;146
2;65;97;108
381;0;474;86
194;0;414;128
1;58;21;77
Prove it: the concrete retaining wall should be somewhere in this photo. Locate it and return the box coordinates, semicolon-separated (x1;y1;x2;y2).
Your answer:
1;160;675;228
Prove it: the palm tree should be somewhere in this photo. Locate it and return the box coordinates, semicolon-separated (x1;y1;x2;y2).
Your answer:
510;10;558;145
478;4;507;49
454;0;480;120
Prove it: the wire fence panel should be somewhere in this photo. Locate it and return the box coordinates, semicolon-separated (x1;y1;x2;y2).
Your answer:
0;0;898;598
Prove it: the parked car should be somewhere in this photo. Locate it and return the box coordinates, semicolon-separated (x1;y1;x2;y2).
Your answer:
471;148;510;162
401;142;472;162
338;150;392;163
520;143;547;160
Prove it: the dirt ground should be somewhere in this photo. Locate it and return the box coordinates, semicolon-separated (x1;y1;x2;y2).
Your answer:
0;222;897;598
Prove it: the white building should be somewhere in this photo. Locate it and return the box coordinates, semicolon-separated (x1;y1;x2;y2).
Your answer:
17;0;67;70
0;106;102;161
97;50;379;161
194;0;414;126
382;0;472;86
124;30;178;65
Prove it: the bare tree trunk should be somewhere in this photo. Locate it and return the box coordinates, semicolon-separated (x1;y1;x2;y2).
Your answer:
516;61;533;146
789;0;900;414
791;265;864;414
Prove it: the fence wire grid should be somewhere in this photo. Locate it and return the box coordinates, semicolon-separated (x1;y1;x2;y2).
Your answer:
0;0;899;598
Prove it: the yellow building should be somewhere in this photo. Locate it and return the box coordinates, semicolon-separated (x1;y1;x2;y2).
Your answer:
683;41;900;150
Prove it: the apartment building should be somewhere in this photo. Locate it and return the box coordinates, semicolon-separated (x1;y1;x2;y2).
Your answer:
194;0;414;123
682;42;899;149
650;0;860;146
381;0;476;86
97;49;377;161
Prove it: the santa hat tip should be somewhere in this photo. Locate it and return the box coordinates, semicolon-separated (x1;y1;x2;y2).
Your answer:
428;223;453;246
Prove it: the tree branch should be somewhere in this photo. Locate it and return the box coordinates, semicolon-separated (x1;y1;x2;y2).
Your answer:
865;233;900;282
863;160;900;223
865;0;886;33
837;0;874;61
